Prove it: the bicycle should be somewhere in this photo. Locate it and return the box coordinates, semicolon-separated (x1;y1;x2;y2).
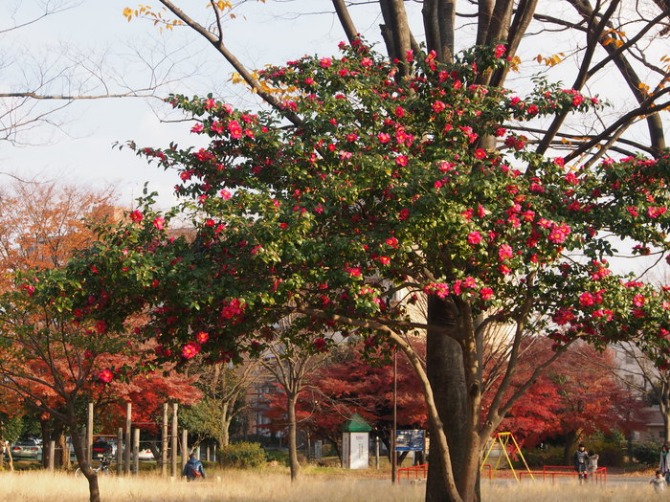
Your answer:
74;457;113;476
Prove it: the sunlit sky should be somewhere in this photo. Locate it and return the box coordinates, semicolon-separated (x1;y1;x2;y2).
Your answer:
1;1;388;209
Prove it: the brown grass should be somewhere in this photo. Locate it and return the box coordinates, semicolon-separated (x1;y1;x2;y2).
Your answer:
0;467;661;501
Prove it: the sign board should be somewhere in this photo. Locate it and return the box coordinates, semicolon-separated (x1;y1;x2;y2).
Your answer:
395;430;425;452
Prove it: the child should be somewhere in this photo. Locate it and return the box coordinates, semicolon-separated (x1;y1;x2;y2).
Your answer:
650;469;667;493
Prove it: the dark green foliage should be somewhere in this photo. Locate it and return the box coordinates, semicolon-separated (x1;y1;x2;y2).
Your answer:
219;442;267;468
632;442;661;467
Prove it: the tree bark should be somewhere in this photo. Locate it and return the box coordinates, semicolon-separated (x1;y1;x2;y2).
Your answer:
287;392;300;481
71;427;101;502
426;296;473;502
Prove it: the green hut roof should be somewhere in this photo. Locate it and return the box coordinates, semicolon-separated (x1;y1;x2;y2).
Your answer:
341;413;372;432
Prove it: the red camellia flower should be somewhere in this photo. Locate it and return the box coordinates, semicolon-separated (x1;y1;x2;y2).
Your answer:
579;292;596;307
385;236;398;248
345;266;362;277
130;210;143;223
196;331;209;344
494;44;506;58
498;244;513;261
153;217;165;230
228;120;243;139
97;369;114;384
432;100;446;113
222;298;246;319
181;342;201;360
648;206;667;219
480;287;494;301
467;231;482;245
398;208;410;221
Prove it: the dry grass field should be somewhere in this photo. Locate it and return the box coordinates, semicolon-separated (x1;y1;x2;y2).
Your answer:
0;468;662;501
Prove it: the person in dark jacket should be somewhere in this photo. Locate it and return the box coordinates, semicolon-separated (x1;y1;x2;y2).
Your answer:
182;453;206;481
574;443;589;484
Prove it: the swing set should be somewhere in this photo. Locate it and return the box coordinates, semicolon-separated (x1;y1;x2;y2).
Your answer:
481;432;534;481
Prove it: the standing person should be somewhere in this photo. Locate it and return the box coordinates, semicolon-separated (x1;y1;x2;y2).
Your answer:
574;443;589;484
651;469;667;493
182;453;206;481
660;443;670;482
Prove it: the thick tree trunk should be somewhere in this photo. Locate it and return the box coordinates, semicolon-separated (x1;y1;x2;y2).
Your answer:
426;296;479;502
287;393;300;481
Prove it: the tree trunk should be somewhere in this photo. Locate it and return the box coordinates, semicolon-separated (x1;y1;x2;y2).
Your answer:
71;427;102;502
426;296;478;502
287;393;300;481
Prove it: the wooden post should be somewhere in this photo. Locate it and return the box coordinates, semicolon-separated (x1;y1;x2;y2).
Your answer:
181;429;189;468
133;428;140;475
48;440;55;471
87;402;94;464
117;428;124;475
125;403;132;474
171;403;178;478
161;403;168;477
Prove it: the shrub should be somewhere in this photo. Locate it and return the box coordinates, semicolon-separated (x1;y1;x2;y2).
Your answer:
264;448;289;466
219;442;267;469
632;442;660;467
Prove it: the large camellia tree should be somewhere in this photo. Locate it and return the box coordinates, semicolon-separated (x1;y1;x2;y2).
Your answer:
62;42;670;502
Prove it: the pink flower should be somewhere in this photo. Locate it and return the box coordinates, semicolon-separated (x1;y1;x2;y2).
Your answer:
191;123;204;134
548;223;571;244
153;217;165;230
648;206;667;219
97;369;114;384
130;210;143;223
378;132;391;144
474;148;487;160
494;44;506;58
181;342;201;360
228;120;243;139
395;155;408;167
467;231;482;245
360;57;373;67
423;282;450;299
432;100;446;113
196;331;209;344
319;57;332;68
498;244;514;261
632;294;646;307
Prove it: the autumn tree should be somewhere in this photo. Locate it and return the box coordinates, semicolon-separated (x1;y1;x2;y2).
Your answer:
0;180;117;467
488;339;644;456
